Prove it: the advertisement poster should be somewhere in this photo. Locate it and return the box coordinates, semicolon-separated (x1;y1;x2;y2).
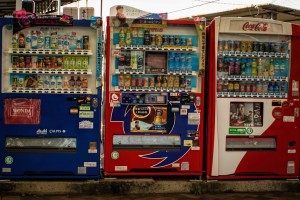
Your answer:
130;105;167;133
229;102;263;127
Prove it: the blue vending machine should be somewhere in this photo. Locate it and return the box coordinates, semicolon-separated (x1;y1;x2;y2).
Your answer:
0;14;102;179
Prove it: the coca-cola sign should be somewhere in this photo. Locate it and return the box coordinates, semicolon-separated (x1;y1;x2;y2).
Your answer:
242;22;268;32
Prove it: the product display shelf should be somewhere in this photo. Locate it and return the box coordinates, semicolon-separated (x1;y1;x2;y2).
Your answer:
115;86;195;93
7;68;92;75
7;88;92;94
217;76;288;82
8;48;93;56
115;44;197;52
217;51;288;58
217;92;287;98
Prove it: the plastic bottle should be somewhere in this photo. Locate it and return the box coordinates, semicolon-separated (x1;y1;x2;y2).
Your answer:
25;31;31;49
37;31;44;49
18;32;25;48
125;28;132;46
229;58;234;75
119;28;125;46
269;59;275;76
273;82;279;93
44;31;51;49
69;76;75;89
174;53;180;72
245;59;252;76
31;31;38;49
137;28;144;46
186;53;192;73
180;53;186;72
234;58;240;75
130;51;137;70
257;58;263;76
12;34;18;48
280;59;287;77
63;35;69;50
251;58;257;76
168;52;175;72
76;76;82;89
37;76;44;89
50;76;57;89
131;28;138;46
268;82;274;93
44;76;50;89
50;32;58;49
240;58;246;76
274;59;280;77
56;76;62;89
58;35;64;50
63;76;69;89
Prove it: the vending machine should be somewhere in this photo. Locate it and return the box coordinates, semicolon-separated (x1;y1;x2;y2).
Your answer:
206;17;300;179
104;16;206;176
0;14;103;179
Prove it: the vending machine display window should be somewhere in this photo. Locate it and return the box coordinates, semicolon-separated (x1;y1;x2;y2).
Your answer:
229;102;263;127
145;52;167;74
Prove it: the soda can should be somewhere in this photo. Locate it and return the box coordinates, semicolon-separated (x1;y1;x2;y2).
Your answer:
185;78;191;88
229;40;234;52
137;76;143;87
149;77;155;87
118;75;125;87
218;40;223;51
143;77;149;87
264;42;270;52
186;37;192;46
12;56;19;68
251;82;257;92
253;41;259;52
174;35;180;46
246;82;251;92
258;42;264;52
150;34;156;47
156;34;162;47
180;37;187;46
162;35;169;46
12;76;18;88
162;76;168;87
247;41;253;52
234;41;241;52
241;41;247;52
131;76;136;87
179;76;185;88
155;75;162;87
169;35;175;45
124;75;131;87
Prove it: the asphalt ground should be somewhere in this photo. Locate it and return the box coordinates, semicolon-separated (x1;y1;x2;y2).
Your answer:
1;192;300;200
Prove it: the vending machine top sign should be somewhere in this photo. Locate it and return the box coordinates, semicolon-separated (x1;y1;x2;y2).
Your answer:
218;17;292;35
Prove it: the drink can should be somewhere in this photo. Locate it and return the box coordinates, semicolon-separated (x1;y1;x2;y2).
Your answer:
233;81;239;92
241;41;247;52
228;81;234;92
239;82;245;92
131;76;136;87
137;76;143;87
251;82;257;92
12;77;18;88
18;77;24;87
186;37;192;46
234;41;241;52
125;75;131;87
162;76;168;87
12;56;19;68
185;78;191;88
223;40;229;51
162;35;169;46
274;42;281;53
149;77;155;87
143;77;149;87
180;37;187;46
217;81;223;92
253;41;259;52
155;75;162;87
246;82;251;92
247;41;253;52
156;34;162;47
175;35;180;46
257;81;263;93
264;42;270;52
259;42;264;52
118;75;125;87
179;76;185;88
229;40;234;52
169;35;175;45
150;34;156;46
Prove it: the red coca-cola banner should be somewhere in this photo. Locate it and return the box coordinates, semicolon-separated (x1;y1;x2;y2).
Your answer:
242;22;268;32
4;98;41;124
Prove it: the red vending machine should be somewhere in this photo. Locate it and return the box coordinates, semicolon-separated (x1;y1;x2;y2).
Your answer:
104;16;206;176
206;17;300;179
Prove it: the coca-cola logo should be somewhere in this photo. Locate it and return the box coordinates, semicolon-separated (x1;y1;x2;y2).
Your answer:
242;22;268;31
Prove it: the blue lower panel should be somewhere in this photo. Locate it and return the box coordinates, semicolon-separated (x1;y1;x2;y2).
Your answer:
0;92;101;179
